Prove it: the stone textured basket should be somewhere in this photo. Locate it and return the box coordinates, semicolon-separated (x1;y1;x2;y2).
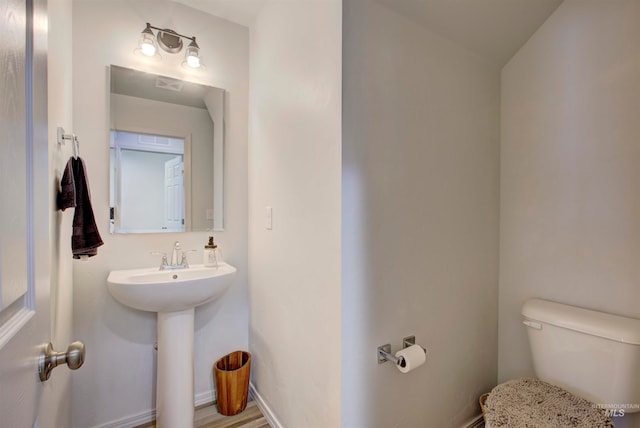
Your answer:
479;393;489;422
214;351;251;416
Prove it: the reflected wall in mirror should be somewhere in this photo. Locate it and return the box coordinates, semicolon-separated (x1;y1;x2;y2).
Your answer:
109;65;224;234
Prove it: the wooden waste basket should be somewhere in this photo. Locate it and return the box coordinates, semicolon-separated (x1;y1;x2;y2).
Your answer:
214;351;251;416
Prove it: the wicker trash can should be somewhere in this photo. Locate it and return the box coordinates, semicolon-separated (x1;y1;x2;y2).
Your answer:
214;351;251;416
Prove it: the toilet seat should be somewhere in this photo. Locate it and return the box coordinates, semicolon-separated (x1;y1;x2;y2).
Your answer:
482;378;614;428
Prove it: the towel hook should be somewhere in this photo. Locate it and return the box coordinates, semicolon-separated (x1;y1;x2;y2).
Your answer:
57;127;80;158
73;135;80;159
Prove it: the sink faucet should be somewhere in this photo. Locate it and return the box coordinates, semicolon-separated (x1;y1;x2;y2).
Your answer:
152;241;194;271
171;241;181;266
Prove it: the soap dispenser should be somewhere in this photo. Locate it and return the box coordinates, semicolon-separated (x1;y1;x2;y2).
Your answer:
203;236;220;267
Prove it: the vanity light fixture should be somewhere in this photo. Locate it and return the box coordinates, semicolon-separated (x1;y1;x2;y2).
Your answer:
137;23;201;69
184;39;201;68
139;24;157;56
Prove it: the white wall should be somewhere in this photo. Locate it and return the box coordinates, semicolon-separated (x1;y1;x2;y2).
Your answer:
499;1;640;426
41;0;75;426
248;1;342;427
342;1;500;426
71;1;248;426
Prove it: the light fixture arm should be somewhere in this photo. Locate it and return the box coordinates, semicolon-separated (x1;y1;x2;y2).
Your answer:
145;22;197;45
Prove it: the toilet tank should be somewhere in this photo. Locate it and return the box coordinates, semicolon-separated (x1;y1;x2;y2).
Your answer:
522;298;640;413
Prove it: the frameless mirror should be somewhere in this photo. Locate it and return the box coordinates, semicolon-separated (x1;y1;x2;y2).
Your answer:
109;65;224;234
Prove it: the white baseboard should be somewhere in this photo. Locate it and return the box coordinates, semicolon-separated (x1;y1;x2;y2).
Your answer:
462;413;485;428
92;389;215;428
92;386;480;428
195;389;216;407
249;382;283;428
92;409;156;428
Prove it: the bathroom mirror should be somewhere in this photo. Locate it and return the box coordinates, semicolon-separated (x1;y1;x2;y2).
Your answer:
109;65;224;234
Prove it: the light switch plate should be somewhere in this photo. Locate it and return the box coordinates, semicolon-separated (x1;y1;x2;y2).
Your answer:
265;206;273;230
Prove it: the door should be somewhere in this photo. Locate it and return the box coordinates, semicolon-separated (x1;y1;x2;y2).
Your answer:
0;0;51;426
164;155;185;232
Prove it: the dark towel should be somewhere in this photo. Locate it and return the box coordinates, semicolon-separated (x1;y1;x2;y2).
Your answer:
57;157;104;258
57;162;76;210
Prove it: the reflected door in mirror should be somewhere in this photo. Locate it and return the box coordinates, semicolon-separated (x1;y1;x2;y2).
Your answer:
110;131;188;233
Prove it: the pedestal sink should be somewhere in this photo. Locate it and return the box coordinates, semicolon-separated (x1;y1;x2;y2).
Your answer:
107;263;236;427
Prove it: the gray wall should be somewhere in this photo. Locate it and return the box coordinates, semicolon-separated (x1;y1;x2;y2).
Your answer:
342;0;500;426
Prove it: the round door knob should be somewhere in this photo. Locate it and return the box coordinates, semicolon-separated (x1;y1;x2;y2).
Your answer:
65;341;85;370
39;341;86;382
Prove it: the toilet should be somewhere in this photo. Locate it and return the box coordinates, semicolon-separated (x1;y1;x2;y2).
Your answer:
483;298;640;427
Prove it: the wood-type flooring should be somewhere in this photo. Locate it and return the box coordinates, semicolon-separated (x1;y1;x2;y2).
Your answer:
135;400;271;428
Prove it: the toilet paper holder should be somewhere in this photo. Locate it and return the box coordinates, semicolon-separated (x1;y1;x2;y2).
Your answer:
377;336;426;365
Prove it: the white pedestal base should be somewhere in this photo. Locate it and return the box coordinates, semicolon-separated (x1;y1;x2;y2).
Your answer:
156;308;195;428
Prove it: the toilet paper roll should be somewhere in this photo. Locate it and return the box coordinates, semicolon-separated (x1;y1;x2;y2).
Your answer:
395;344;426;373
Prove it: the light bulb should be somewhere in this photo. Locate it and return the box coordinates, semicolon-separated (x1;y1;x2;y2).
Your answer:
139;24;157;57
141;41;156;56
186;52;200;68
184;39;200;68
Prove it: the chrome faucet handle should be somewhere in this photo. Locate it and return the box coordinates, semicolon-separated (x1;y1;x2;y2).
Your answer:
180;250;197;268
150;251;169;270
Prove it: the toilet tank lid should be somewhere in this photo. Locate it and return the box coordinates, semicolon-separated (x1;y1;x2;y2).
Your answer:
522;298;640;345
